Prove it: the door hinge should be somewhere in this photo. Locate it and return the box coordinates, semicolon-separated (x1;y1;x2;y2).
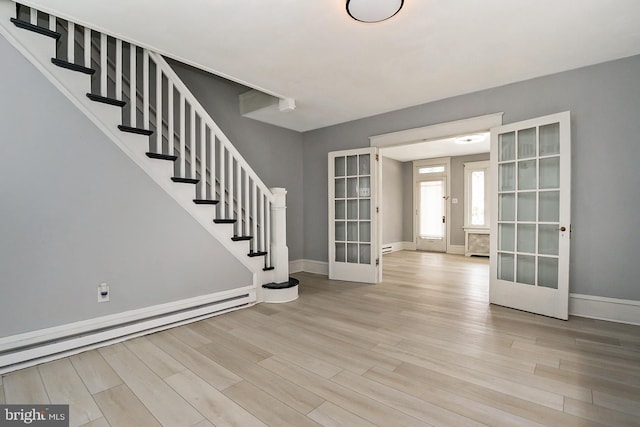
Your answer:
442;216;446;223
376;206;379;213
375;154;379;161
376;258;380;266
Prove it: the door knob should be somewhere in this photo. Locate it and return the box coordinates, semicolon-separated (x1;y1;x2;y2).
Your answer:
557;226;566;232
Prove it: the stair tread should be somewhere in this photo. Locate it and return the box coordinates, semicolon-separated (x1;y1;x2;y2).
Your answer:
248;251;268;257
231;236;253;241
213;219;236;224
193;199;219;205
87;93;126;107
118;125;153;136
11;18;61;40
146;152;178;161
263;277;299;290
51;58;96;75
171;177;199;184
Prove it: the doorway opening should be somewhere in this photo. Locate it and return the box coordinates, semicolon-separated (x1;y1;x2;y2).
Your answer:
414;158;449;253
369;113;502;281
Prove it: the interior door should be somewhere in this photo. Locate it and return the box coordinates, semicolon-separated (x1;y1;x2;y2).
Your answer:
329;148;380;283
416;178;447;252
489;111;571;320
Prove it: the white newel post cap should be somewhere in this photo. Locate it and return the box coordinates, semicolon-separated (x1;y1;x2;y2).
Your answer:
271;187;287;208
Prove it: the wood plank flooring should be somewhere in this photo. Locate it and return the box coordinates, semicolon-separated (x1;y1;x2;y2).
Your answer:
2;251;639;426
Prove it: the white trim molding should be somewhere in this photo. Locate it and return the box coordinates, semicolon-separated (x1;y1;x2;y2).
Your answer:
290;259;329;275
289;259;305;274
0;286;255;374
569;294;640;326
369;113;504;148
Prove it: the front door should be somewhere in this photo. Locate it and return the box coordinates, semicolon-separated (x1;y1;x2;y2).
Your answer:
328;148;380;283
416;177;447;252
489;111;571;320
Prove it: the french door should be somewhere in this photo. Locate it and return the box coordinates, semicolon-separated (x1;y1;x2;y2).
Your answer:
328;147;380;283
416;178;447;252
489;111;571;320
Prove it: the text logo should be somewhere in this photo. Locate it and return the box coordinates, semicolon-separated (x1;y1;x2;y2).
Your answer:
0;405;68;426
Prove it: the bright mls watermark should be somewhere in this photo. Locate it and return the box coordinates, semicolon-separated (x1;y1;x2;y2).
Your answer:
0;405;68;426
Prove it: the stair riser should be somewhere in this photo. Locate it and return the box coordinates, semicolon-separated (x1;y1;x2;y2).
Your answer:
263;285;298;303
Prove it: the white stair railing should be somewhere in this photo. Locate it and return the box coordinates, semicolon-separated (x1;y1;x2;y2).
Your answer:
12;3;282;272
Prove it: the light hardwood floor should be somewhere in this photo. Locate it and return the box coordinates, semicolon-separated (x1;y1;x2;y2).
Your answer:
2;251;640;426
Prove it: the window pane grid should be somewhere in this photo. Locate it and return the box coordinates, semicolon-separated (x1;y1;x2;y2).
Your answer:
496;123;560;286
333;154;372;265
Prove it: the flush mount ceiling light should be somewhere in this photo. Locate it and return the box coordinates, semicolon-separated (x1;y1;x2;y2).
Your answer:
346;0;404;23
454;134;486;145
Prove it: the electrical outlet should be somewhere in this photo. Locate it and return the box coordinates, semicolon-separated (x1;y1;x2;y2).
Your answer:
452;198;458;204
98;283;110;302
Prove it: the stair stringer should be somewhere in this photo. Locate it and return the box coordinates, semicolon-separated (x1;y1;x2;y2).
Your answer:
0;3;273;298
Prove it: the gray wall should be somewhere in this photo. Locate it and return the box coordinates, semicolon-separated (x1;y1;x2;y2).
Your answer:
450;153;490;246
167;60;304;261
0;36;252;337
303;54;640;301
381;156;404;244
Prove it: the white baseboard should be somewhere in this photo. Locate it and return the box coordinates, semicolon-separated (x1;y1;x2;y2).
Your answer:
569;294;640;326
447;245;465;255
290;259;329;275
382;242;415;253
0;286;256;374
289;259;305;273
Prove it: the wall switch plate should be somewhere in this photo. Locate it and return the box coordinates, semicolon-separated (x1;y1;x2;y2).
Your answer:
98;283;109;302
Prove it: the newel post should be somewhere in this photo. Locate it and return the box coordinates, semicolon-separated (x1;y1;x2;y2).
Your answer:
270;187;289;284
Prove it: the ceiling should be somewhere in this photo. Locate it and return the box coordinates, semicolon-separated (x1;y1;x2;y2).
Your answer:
380;133;490;162
23;0;640;132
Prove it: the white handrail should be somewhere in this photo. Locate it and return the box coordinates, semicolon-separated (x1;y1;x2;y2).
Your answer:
149;52;274;203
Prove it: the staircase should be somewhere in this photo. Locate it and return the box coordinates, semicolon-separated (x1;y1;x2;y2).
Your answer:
0;1;297;371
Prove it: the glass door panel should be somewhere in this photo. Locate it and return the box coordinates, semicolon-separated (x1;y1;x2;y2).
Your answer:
539;191;560;222
538;257;559;289
499;193;515;221
517;128;537;159
517;224;536;253
491;111;570;320
538;224;559;255
517;193;536;221
419;180;444;239
499;163;515;191
499;132;516;161
518;160;537;190
329;148;379;283
516;255;536;285
499;223;515;252
498;253;515;281
335;200;345;219
540;158;560;189
539;123;560;156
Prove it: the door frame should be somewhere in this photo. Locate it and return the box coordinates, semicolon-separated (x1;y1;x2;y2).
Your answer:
371;113;504;257
413;157;450;252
